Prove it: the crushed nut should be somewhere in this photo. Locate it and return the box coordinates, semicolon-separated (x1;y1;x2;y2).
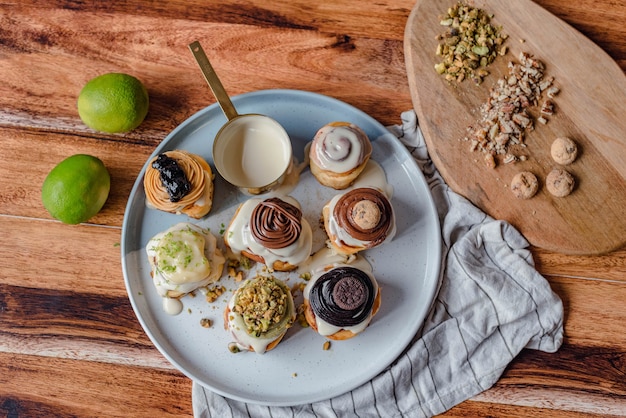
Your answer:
205;285;226;303
484;153;496;169
200;318;212;328
435;2;508;84
323;341;331;351
503;154;517;164
463;52;559;164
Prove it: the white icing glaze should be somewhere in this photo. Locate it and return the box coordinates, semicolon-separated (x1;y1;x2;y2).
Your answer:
162;297;183;315
146;222;225;314
225;196;313;269
326;187;396;251
214;115;292;188
351;160;394;199
310;124;371;174
302;257;378;337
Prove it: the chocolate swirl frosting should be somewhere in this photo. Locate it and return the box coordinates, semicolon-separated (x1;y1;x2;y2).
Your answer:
334;188;393;246
250;198;303;249
309;267;375;327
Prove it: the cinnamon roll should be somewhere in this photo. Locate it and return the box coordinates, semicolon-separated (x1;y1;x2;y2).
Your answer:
144;150;214;219
323;187;396;255
309;122;372;189
303;265;380;340
223;196;313;272
224;275;296;353
146;222;225;314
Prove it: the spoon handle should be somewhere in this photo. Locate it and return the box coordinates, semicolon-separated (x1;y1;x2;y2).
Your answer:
189;41;239;121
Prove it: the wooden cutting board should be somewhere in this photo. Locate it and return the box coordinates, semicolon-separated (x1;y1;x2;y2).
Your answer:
404;0;626;255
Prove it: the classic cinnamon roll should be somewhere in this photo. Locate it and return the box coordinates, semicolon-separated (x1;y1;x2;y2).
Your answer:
224;275;296;354
309;122;372;189
303;265;380;340
223;196;313;271
323;187;396;255
146;222;225;314
144;150;214;219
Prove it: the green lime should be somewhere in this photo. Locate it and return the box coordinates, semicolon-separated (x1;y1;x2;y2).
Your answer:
77;72;149;133
42;154;111;224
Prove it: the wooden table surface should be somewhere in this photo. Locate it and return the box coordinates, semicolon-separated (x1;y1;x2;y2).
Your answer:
1;1;624;416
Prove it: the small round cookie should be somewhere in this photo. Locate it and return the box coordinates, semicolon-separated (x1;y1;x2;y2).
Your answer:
551;137;578;165
546;168;575;197
510;171;539;199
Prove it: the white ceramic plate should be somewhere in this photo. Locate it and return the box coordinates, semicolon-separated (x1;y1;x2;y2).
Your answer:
121;89;441;406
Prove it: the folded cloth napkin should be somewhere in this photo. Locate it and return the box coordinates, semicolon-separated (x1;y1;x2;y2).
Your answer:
192;110;564;418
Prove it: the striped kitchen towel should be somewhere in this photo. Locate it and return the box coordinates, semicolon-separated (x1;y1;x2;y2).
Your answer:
192;110;564;418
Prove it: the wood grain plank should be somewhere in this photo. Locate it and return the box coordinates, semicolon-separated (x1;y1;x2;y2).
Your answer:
5;0;415;41
533;0;626;69
0;353;192;418
0;217;127;295
549;276;626;348
442;400;621;417
534;246;626;283
0;127;151;224
0;7;411;135
0;283;150;346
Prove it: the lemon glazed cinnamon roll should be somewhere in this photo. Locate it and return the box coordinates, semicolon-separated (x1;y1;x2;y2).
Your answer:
146;222;225;314
309;122;372;189
223;196;313;272
144;150;214;218
303;265;381;341
323;187;396;255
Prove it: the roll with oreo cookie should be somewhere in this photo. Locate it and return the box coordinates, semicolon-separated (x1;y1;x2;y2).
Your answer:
303;265;381;340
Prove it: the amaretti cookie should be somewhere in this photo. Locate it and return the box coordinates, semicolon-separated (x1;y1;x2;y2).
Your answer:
510;171;539;199
144;150;214;218
323;187;396;255
303;265;381;340
224;196;313;272
551;137;578;165
224;275;296;354
146;222;225;312
546;168;575;197
309;122;372;189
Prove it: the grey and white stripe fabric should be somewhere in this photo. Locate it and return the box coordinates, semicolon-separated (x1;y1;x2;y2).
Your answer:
192;110;564;418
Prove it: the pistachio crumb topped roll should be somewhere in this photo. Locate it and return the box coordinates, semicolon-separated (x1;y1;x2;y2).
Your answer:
303;265;380;340
323;187;396;255
144;150;214;218
225;275;296;354
223;196;313;271
309;122;372;189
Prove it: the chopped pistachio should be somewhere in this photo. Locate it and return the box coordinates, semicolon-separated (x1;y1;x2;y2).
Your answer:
434;2;508;84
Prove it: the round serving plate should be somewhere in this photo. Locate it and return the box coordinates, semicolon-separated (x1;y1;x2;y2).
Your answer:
121;89;441;406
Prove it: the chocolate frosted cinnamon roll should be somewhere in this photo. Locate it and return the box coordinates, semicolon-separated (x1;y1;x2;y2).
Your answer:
303;265;381;341
143;150;214;219
223;196;313;272
323;187;396;255
309;122;372;189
